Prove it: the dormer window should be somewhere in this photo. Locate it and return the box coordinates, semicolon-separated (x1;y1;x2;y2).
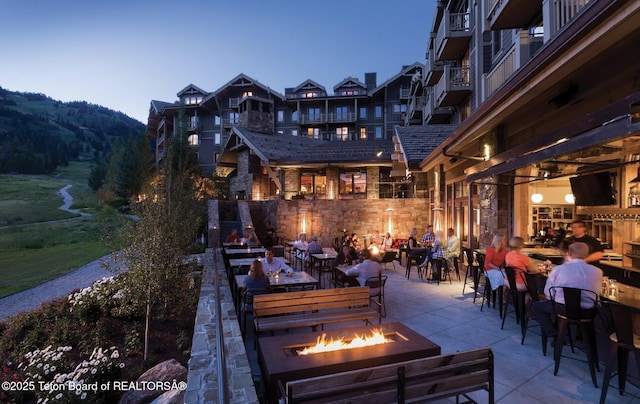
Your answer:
340;90;359;96
184;96;202;105
302;92;318;98
242;91;253;98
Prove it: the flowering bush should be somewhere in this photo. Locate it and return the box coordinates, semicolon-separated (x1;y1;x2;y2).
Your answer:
18;345;124;403
0;364;31;403
68;276;141;322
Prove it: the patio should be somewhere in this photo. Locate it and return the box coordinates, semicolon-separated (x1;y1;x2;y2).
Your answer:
242;259;640;403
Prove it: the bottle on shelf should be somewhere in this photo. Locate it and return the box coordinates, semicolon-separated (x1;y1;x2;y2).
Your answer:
629;184;640;208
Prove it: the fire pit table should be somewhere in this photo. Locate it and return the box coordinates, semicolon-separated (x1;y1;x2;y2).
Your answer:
259;322;440;403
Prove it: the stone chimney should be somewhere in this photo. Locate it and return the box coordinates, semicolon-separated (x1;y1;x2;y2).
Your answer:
238;96;274;134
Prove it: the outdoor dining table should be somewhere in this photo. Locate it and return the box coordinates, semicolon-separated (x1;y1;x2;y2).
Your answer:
333;264;359;288
223;247;266;256
310;251;338;288
233;271;319;312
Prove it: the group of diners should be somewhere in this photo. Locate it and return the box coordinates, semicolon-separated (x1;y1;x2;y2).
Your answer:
477;219;606;352
405;225;461;276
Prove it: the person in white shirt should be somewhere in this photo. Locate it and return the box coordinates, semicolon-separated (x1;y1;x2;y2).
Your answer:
446;228;461;271
261;247;293;275
532;242;602;342
346;248;382;286
381;232;394;251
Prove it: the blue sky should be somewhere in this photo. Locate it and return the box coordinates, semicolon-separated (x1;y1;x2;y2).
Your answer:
0;0;435;123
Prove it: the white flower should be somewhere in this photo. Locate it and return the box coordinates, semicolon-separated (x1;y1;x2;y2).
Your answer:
119;363;125;368
55;393;62;400
91;368;97;374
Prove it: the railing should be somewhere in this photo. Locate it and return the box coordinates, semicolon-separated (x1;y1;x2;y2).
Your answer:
485;45;515;97
212;248;230;403
299;112;356;124
435;10;471;60
229;97;241;108
554;0;591;33
400;88;411;99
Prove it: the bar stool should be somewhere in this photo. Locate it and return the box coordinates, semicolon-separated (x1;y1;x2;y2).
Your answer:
599;301;640;404
462;248;480;299
549;286;600;388
501;267;526;331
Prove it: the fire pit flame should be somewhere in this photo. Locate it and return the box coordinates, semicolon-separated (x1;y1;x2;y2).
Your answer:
297;329;393;356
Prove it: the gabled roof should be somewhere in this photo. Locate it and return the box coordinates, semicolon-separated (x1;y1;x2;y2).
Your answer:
210;73;285;102
333;77;367;93
220;126;394;167
370;62;424;96
292;79;327;94
149;100;175;114
394;125;454;169
177;84;209;97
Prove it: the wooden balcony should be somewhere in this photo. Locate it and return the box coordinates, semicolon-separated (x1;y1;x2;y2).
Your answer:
423;88;453;125
435;10;472;61
486;0;542;30
299;112;356;124
434;66;472;107
404;96;426;125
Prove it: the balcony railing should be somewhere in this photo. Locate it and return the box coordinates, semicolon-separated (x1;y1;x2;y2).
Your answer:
485;45;516;98
435;10;472;60
299;112;356;124
553;0;590;33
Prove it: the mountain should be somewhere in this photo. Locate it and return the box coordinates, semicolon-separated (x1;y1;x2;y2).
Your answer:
0;87;147;174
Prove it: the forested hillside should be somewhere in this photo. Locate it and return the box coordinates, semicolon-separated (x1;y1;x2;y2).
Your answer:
0;87;146;174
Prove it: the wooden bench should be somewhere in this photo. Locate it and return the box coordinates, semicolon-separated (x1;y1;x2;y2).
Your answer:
253;286;379;337
279;347;494;404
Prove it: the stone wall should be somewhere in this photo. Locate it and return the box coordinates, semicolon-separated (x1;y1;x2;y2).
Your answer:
273;198;432;246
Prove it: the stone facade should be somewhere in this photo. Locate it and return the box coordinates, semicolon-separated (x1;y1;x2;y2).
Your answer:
230;149;253;200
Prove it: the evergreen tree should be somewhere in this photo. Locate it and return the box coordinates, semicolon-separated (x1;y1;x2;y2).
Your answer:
105;134;153;200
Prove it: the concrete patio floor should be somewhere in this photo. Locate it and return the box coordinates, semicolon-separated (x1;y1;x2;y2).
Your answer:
242;260;640;403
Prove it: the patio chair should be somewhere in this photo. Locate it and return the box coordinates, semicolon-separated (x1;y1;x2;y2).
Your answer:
366;275;388;318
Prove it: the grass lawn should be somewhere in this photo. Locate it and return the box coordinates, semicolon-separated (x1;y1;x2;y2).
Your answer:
0;162;118;297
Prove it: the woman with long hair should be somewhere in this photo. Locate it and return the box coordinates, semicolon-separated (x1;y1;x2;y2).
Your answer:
484;234;508;289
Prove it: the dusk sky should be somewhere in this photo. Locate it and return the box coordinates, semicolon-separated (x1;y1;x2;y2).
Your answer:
0;0;436;123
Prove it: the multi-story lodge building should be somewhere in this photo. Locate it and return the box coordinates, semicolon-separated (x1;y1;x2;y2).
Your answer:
146;65;435;201
393;0;640;255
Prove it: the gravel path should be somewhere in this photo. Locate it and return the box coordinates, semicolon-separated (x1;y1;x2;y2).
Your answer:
0;254;121;322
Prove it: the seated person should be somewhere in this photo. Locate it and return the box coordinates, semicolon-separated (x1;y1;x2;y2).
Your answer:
244;230;261;247
304;234;324;263
381;232;394;251
350;233;361;251
484;234;508;290
372;231;384;248
505;236;540;291
261;246;293;275
407;227;429;263
243;260;270;310
264;221;277;247
445;228;461;271
225;228;241;244
334;245;359;287
345;248;382;286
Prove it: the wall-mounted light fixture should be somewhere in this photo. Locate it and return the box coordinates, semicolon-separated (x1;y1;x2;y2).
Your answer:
565;193;575;204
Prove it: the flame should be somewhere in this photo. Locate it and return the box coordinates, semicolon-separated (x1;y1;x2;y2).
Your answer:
297;329;392;355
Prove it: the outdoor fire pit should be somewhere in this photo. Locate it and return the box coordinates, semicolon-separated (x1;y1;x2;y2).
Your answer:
259;322;441;403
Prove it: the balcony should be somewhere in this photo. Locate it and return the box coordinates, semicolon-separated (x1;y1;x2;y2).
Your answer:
423;88;453;124
223;117;238;128
486;0;542;30
435;10;472;61
229;97;241;108
404;96;426;125
187;118;199;132
434;66;471;107
299;112;356;124
399;87;411;99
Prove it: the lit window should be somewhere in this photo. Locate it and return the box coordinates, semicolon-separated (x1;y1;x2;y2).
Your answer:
307;128;319;139
277;110;284;122
214;152;220;162
375;127;383;139
359;128;367;139
336;127;349;141
359;107;367;119
242;91;253;97
375;106;383;118
340;90;359;96
184;96;202;105
187;134;199;146
214;132;221;145
302;92;318;98
339;171;366;194
300;174;326;195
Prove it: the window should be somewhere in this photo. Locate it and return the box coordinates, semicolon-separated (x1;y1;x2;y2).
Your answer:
375;126;383;139
184;96;202;105
242;91;253;98
359;127;367;139
302;92;318;98
393;104;407;114
340;89;359;96
214;152;220;162
214;132;221;145
307;128;319;139
300;173;326;195
188;116;198;129
308;107;321;123
374;105;383;118
359;107;367;119
292;129;298;136
339;171;366;194
292;110;298;122
336;127;349;141
336;106;348;121
229;112;239;123
187;134;199;146
277;110;285;122
214;115;221;125
277;130;284;135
